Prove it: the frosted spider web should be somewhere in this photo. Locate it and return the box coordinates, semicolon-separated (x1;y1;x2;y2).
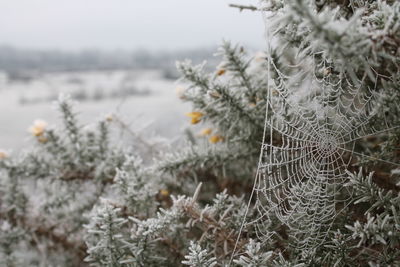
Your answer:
249;56;399;253
231;3;400;262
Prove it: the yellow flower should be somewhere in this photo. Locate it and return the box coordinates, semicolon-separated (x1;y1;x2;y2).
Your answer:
216;69;226;76
160;189;170;197
29;119;48;136
199;128;212;136
37;136;48;144
185;112;204;124
190;117;200;124
209;135;224;144
0;150;8;159
186;111;203;118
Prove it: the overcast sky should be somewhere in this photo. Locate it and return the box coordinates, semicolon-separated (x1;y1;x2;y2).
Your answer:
0;0;265;51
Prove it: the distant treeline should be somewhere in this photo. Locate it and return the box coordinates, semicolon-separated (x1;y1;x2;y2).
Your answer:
0;46;217;80
19;86;151;105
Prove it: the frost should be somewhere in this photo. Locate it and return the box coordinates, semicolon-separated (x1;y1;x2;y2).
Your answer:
236;0;400;257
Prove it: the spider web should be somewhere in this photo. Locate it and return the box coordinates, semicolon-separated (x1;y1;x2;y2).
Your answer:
250;56;393;253
232;3;400;261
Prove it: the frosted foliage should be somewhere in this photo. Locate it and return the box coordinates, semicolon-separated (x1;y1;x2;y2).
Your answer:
252;61;389;251
240;2;400;254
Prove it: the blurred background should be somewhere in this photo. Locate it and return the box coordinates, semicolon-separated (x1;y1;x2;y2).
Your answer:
0;0;264;150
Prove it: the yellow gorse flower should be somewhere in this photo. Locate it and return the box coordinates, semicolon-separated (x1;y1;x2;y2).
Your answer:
190;117;200;124
216;69;226;76
186;112;203;118
160;189;170;197
199;128;212;136
0;150;8;159
37;136;48;144
209;135;224;144
29;119;48;137
185;112;204;125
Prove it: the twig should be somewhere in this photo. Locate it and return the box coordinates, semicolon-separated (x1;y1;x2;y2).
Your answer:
229;4;259;12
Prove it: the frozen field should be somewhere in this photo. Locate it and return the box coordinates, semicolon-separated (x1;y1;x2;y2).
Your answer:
0;70;190;151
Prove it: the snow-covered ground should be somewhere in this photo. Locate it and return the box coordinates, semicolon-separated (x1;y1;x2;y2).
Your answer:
0;70;190;151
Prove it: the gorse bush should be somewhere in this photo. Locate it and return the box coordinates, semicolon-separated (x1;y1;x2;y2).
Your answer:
1;0;400;266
